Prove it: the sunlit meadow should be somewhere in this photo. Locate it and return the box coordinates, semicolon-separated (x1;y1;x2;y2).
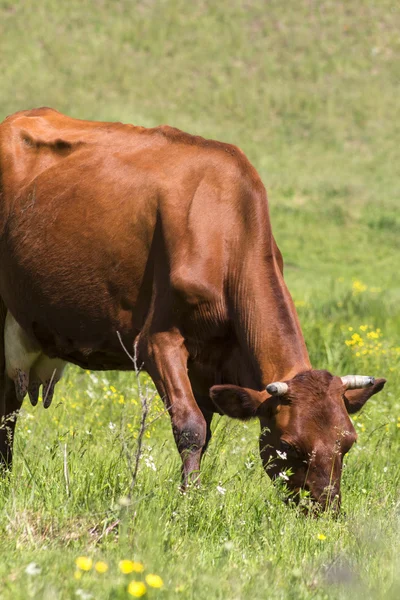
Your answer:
0;1;399;599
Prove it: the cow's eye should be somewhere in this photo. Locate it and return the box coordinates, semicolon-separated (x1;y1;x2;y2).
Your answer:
281;441;298;455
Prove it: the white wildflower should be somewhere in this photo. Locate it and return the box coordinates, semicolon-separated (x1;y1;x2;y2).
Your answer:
144;455;157;471
216;485;226;495
25;562;41;576
278;472;289;481
276;450;287;460
118;496;131;507
108;422;116;431
224;541;234;551
76;590;93;600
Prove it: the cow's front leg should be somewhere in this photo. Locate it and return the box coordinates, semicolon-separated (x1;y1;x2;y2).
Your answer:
139;329;206;487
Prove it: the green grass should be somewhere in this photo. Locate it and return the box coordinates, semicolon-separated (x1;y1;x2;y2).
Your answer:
0;1;399;598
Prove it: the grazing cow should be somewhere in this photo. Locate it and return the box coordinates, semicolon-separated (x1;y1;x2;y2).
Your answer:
0;108;386;509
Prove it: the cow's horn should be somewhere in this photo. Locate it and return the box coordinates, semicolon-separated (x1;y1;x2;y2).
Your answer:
266;382;289;396
341;375;375;389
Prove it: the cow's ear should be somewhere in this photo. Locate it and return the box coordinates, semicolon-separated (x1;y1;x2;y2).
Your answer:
343;378;386;414
209;385;268;420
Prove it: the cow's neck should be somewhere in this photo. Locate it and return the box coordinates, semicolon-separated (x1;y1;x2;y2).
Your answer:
230;253;311;390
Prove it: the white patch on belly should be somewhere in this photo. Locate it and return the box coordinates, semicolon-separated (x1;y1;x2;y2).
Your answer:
4;312;66;406
4;312;41;397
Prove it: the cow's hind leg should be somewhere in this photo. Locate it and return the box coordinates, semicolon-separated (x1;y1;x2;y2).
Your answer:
0;375;22;471
139;329;207;487
0;298;22;471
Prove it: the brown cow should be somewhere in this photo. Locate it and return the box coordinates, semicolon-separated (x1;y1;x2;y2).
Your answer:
0;108;385;509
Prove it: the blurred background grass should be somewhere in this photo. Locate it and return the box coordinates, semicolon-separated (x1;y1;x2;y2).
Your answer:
0;1;399;599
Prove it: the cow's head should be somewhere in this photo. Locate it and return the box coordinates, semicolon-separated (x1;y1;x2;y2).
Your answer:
210;370;386;512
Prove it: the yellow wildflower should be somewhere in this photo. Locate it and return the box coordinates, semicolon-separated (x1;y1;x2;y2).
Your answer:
352;280;367;294
110;385;117;393
352;333;363;346
119;560;144;574
95;561;108;573
75;556;93;571
367;330;380;340
146;574;164;588
317;533;326;541
120;560;135;574
128;581;147;597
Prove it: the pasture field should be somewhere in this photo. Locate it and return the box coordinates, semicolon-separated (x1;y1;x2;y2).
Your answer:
0;1;399;598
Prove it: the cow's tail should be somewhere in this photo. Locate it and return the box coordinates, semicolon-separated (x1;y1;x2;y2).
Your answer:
0;296;7;441
0;296;6;384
